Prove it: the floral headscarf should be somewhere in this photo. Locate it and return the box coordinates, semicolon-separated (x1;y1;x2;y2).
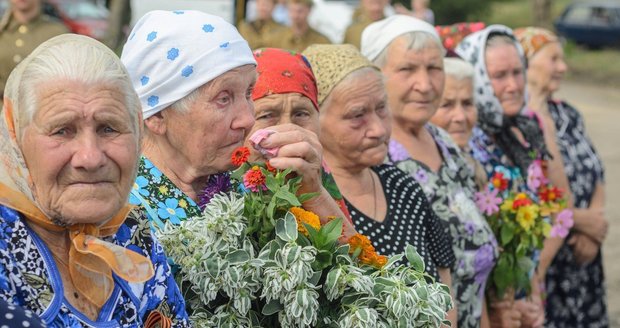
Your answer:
455;25;549;172
514;26;559;60
0;34;153;308
252;48;319;111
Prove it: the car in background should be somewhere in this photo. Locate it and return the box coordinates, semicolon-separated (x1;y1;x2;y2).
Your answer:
43;0;109;41
554;1;620;48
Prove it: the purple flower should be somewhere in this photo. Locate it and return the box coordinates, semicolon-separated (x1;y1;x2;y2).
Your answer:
414;169;429;184
464;221;476;235
474;244;496;286
526;160;548;191
388;140;410;162
198;172;231;209
556;209;574;228
475;189;502;216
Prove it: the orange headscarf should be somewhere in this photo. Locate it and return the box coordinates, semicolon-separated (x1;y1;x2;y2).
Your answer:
0;34;153;308
514;26;559;60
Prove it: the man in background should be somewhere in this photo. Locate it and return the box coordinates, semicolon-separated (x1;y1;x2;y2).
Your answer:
271;0;330;53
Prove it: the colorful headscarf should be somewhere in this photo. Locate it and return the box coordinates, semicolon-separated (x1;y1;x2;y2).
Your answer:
121;10;256;119
361;15;441;62
514;26;559;60
303;44;379;106
252;48;319;111
435;22;486;51
455;25;550;172
0;34;153;308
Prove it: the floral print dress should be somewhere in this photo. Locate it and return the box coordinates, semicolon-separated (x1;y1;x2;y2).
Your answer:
545;100;608;328
0;206;190;327
387;124;498;328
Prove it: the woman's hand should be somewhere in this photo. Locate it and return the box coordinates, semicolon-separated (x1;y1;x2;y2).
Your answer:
488;300;522;328
249;124;323;195
514;298;544;328
575;207;608;243
568;232;600;265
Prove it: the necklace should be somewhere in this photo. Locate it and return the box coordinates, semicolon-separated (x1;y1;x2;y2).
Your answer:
368;169;377;219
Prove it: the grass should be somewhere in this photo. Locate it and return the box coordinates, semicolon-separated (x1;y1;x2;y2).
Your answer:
487;0;620;87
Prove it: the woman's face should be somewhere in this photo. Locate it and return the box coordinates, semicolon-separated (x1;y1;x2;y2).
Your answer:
485;43;525;117
250;93;319;135
381;38;445;130
148;65;256;176
320;71;391;169
430;76;476;148
527;42;567;95
21;81;139;225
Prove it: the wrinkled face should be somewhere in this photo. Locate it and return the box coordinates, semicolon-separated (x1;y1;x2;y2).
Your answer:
361;0;387;21
21;81;139;225
152;65;256;176
527;42;567;94
485;43;525;117
289;2;311;26
381;38;445;130
320;71;390;169
250;93;319;135
430;76;476;148
256;0;276;20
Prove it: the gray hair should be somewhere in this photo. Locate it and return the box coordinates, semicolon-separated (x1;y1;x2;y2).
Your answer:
486;33;516;50
373;31;445;68
320;66;384;112
16;38;141;140
443;57;474;81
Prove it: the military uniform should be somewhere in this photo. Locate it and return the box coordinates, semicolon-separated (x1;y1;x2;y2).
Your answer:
238;18;286;50
271;27;331;53
343;11;383;49
0;13;68;94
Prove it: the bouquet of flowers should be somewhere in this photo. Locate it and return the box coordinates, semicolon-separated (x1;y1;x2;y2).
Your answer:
474;160;572;298
435;22;486;51
156;146;453;327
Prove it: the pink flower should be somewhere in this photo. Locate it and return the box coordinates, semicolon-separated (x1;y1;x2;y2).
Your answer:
555;209;574;229
550;225;569;238
475;189;503;216
527;160;547;191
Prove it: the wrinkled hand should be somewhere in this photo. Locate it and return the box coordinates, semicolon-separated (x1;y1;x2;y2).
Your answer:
579;208;608;243
488;300;522;328
248;124;323;195
568;232;600;265
514;297;544;328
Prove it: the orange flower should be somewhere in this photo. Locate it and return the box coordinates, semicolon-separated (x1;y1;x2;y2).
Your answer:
539;186;563;203
347;233;387;268
265;160;278;174
231;146;250;166
491;172;509;191
243;166;267;192
289;207;321;236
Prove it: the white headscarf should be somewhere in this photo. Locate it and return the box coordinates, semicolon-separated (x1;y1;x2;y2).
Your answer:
121;10;256;119
360;14;440;62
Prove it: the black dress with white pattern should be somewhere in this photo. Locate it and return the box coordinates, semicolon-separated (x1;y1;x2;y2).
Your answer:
344;164;455;280
545;100;608;328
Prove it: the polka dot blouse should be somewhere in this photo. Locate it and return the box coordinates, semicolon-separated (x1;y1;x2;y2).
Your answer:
344;164;455;279
0;297;45;328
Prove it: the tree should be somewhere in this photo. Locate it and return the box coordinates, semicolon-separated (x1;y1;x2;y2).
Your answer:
532;0;553;28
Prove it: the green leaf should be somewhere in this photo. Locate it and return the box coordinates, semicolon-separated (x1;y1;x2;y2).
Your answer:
226;250;250;264
274;189;301;206
275;213;298;242
297;192;320;204
262;299;284;315
309;271;322;286
313;250;333;271
500;223;514;246
205;258;219;278
265;173;279;192
405;245;425;272
320;217;343;246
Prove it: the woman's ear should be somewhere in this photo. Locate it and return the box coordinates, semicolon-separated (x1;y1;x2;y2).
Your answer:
143;110;168;136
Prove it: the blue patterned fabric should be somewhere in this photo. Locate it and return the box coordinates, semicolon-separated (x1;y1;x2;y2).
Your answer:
0;205;190;327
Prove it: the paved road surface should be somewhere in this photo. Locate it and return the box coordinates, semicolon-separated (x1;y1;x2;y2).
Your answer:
556;79;619;326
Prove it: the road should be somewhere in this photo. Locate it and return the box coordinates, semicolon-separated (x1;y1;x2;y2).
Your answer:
556;79;619;326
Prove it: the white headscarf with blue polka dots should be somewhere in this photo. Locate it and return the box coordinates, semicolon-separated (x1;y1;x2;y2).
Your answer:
121;10;256;119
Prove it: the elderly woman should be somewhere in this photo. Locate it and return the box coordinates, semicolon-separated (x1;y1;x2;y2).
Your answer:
303;43;457;325
248;47;352;221
516;27;609;328
455;25;576;328
0;34;188;327
121;12;355;236
361;15;498;327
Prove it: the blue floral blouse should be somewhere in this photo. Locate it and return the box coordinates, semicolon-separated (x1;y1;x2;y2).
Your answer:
0;205;190;327
387;124;498;328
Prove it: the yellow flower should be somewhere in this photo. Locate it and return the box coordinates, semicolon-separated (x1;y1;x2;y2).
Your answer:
540;202;561;217
178;199;187;208
501;199;515;213
289;207;321;236
516;204;539;231
159;185;169;195
542;221;552;237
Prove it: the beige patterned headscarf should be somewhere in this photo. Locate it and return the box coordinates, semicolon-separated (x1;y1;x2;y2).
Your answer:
302;44;379;106
0;34;153;309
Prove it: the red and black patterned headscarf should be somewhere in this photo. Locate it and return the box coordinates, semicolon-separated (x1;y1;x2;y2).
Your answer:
251;48;319;111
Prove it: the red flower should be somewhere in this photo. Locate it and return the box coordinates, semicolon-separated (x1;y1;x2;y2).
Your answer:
512;193;533;209
539;186;563;203
265;160;277;174
491;172;509;191
231;146;250;166
243;165;267;192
